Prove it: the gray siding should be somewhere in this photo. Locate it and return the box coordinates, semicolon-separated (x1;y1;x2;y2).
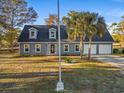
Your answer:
19;42;113;56
61;43;80;56
19;43;48;56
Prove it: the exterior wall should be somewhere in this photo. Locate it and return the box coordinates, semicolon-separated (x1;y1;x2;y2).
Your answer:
19;43;48;56
19;42;113;56
61;43;80;56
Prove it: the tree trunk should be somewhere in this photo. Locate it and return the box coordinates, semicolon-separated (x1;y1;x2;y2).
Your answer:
9;40;14;53
88;37;92;60
80;35;83;60
0;44;1;50
9;45;13;53
120;35;122;48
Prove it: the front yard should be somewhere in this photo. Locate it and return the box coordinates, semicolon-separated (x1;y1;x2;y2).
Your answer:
0;53;124;93
114;54;124;57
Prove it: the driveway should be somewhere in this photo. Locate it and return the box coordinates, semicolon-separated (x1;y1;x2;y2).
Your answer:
93;55;124;69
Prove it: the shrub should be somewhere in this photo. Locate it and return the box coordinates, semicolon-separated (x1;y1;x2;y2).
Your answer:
122;48;124;54
113;49;119;54
64;57;73;63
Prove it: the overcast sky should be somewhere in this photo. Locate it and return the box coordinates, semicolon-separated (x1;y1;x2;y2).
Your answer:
27;0;124;25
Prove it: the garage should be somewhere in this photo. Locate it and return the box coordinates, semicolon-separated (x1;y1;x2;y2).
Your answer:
99;44;112;54
84;44;97;54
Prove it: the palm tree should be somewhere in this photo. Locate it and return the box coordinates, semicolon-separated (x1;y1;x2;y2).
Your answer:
63;11;106;60
63;11;86;59
63;11;79;41
85;13;106;60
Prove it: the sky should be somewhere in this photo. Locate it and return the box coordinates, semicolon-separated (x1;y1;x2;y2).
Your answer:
27;0;124;25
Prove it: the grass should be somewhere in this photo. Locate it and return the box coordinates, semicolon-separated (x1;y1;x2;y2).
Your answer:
0;53;124;93
113;54;124;57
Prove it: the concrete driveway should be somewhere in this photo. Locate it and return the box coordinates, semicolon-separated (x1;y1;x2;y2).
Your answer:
93;55;124;69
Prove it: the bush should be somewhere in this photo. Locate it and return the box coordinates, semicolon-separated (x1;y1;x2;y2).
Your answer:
113;49;119;54
122;48;124;54
64;57;73;63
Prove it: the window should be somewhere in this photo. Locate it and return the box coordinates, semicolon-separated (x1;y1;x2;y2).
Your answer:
35;44;41;53
50;32;55;38
75;44;80;52
64;44;69;52
31;31;35;37
29;28;37;39
24;44;30;53
49;28;56;39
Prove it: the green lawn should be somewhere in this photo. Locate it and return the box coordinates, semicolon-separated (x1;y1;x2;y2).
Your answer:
0;53;124;93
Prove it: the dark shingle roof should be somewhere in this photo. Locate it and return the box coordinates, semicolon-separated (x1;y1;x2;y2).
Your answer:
18;25;114;42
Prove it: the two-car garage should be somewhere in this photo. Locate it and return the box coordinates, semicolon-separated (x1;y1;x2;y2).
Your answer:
83;43;112;55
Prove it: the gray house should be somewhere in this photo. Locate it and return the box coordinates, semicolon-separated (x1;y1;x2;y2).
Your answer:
18;25;114;56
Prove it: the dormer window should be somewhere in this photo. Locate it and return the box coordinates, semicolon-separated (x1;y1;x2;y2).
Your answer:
31;31;35;37
49;28;56;39
29;28;38;39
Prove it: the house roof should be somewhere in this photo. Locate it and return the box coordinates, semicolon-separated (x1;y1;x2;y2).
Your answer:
18;25;114;42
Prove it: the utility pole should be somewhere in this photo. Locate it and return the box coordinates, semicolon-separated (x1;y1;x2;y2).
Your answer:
56;0;64;92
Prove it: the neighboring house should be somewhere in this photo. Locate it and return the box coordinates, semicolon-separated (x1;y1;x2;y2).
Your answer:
18;25;114;56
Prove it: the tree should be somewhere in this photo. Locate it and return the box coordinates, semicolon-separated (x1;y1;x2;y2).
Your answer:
116;20;124;47
4;29;20;51
0;29;3;49
0;0;38;28
84;13;106;59
0;26;6;49
0;0;38;51
109;16;124;47
45;14;58;26
63;11;86;59
63;11;106;60
112;34;121;43
109;23;122;43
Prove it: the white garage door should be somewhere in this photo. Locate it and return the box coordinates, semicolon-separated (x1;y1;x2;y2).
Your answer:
84;44;97;54
99;44;112;54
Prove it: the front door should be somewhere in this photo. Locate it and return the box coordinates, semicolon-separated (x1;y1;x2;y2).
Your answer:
50;44;56;54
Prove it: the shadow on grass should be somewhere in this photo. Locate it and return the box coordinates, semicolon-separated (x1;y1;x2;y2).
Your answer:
0;60;58;64
0;67;124;93
0;72;58;79
0;58;59;64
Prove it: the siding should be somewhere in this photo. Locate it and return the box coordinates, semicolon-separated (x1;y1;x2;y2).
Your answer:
61;43;80;56
19;43;113;56
20;43;48;56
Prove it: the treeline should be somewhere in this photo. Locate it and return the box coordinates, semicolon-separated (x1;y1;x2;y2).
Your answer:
109;16;124;44
0;0;38;52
